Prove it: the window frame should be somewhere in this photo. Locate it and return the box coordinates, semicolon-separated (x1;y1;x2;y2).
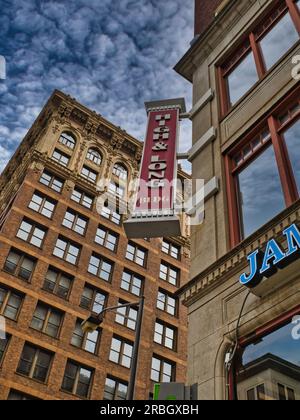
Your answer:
52;149;70;167
218;0;300;116
59;132;76;150
161;240;181;260
104;376;128;401
39;170;64;193
0;286;23;321
4;248;36;282
87;148;102;166
62;209;88;236
28;191;56;219
53;237;81;266
71;319;101;355
43;267;73;300
88;253;114;283
17;344;53;384
95;226;119;252
0;334;11;366
225;89;300;247
120;270;144;297
159;262;179;287
125;243;147;267
31;302;64;339
61;360;94;399
16;219;47;249
81;165;98;184
115;300;138;331
154;320;177;351
71;188;94;210
109;336;133;369
80;285;107;314
151;355;176;383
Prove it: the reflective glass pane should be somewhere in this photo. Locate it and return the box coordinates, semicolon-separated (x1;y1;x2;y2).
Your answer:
227;52;258;106
284;120;300;194
260;13;299;70
237;145;285;238
236;313;300;400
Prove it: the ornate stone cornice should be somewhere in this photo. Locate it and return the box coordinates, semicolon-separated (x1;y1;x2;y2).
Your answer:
177;199;300;305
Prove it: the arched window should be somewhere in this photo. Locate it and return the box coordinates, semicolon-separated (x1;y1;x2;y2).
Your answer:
59;132;76;150
87;148;102;166
113;163;128;181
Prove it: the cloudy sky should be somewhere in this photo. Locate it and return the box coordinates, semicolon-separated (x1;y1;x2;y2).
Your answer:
0;0;194;173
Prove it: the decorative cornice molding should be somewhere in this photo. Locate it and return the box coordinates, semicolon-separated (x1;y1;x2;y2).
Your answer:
178;200;300;306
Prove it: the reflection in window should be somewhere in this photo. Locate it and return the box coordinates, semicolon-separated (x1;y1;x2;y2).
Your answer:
236;314;300;400
237;145;285;238
227;52;258;106
283;120;300;194
259;12;299;70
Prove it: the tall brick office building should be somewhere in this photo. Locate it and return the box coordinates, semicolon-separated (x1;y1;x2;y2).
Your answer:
175;0;300;400
0;90;190;400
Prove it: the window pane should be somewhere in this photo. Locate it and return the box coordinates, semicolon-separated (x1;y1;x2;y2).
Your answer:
236;314;300;400
237;145;285;238
260;13;299;70
284;120;300;194
227;52;258;106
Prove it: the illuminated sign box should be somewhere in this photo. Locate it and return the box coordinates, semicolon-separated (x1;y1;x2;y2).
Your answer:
240;223;300;296
124;98;186;239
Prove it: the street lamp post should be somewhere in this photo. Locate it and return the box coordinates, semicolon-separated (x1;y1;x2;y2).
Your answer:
81;296;145;401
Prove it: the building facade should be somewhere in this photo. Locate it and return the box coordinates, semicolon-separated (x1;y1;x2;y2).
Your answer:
175;0;300;400
0;90;190;400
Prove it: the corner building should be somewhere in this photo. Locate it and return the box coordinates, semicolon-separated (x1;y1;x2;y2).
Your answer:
0;90;190;400
175;0;300;400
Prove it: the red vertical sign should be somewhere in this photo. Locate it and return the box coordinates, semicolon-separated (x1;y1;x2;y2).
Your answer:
134;108;179;216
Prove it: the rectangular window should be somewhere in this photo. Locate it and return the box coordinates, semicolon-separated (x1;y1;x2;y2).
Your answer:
126;243;147;267
52;149;70;167
115;300;138;331
28;192;56;219
0;335;10;364
160;263;179;286
88;254;113;282
154;321;177;351
71;188;93;209
226;51;259;107
17;344;53;383
71;319;100;354
108;182;125;198
227;106;300;245
101;205;121;225
43;267;73;300
157;290;177;316
278;383;296;401
247;384;266;401
104;377;128;401
4;249;36;282
62;209;88;236
80;285;107;314
31;302;63;338
109;337;133;369
120;271;143;297
95;226;118;252
259;12;299;71
62;360;93;398
162;240;181;260
16;219;47;248
0;286;23;321
220;1;300;113
236;145;285;238
40;170;64;193
151;356;175;383
53;237;81;265
81;166;97;183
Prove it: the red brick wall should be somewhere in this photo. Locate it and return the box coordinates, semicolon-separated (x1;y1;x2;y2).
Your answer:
195;0;224;35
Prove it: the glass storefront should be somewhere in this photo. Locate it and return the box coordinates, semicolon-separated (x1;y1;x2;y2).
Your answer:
235;311;300;400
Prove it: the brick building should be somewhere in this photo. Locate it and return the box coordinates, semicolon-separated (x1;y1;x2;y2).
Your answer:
0;90;190;400
175;0;300;400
